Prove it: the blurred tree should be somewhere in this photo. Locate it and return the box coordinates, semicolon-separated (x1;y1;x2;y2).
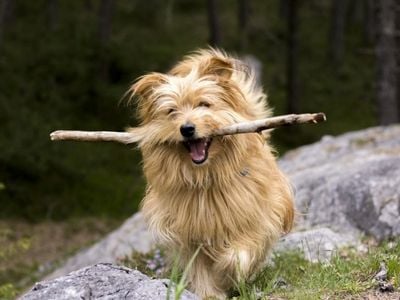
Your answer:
47;0;58;31
0;0;14;48
397;2;400;119
329;0;348;65
98;0;115;80
85;0;93;11
363;0;374;44
207;0;221;46
286;0;300;114
165;0;175;29
99;0;114;45
238;0;250;51
279;0;288;19
348;0;363;23
375;0;399;125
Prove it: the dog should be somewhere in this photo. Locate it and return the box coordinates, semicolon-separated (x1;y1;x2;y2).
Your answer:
127;49;294;299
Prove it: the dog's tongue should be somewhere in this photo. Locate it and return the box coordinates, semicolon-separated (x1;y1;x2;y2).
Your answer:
188;139;207;162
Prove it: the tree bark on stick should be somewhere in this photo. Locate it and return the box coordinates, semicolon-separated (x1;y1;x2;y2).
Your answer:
50;113;326;144
50;131;135;144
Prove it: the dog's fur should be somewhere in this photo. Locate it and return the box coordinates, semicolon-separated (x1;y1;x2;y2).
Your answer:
128;49;294;299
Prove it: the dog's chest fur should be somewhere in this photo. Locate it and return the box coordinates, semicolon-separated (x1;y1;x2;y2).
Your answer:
140;137;279;248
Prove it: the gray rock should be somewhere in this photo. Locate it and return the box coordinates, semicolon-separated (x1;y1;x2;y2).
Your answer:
21;263;198;300
280;125;400;240
275;228;356;263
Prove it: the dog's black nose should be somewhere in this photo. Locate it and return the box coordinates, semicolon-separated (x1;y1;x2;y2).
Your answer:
180;123;196;138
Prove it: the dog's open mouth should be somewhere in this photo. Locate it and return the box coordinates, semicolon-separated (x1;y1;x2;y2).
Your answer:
183;138;212;164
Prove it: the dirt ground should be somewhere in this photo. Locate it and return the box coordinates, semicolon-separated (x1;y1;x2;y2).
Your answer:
345;291;400;300
0;218;120;293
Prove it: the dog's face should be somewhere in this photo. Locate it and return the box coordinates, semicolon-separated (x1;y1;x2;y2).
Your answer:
130;57;254;166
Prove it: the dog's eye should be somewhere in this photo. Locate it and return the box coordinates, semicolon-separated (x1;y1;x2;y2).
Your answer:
167;108;176;115
198;101;211;108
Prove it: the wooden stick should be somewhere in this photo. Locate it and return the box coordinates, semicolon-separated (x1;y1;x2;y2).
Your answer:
50;131;135;144
50;112;326;144
213;113;326;136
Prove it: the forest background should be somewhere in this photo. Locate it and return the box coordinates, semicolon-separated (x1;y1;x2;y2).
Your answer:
1;0;400;296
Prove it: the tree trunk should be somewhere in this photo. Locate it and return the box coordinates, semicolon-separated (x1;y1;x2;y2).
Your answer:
286;0;300;114
396;2;400;119
238;0;250;51
329;0;348;64
47;0;58;31
0;0;6;47
206;0;221;47
85;0;94;12
98;0;115;81
98;0;114;46
164;0;175;29
0;0;14;48
348;0;363;24
375;0;398;125
363;0;374;43
279;0;289;19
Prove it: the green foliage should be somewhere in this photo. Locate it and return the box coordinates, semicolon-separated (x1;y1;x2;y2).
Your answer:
0;283;18;300
0;0;376;219
168;246;202;300
0;227;31;262
0;226;35;299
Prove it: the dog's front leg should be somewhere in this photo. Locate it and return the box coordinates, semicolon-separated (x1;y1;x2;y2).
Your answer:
186;251;228;299
212;246;259;291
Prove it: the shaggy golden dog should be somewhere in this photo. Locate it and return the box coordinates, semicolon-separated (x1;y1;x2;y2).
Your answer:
128;49;294;299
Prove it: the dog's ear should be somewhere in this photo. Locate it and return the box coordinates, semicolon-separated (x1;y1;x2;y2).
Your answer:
128;73;166;123
130;72;166;99
201;57;233;80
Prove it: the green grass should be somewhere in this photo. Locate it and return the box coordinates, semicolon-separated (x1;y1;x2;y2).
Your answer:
167;246;202;300
122;240;400;299
0;227;36;300
0;283;18;300
237;241;400;299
